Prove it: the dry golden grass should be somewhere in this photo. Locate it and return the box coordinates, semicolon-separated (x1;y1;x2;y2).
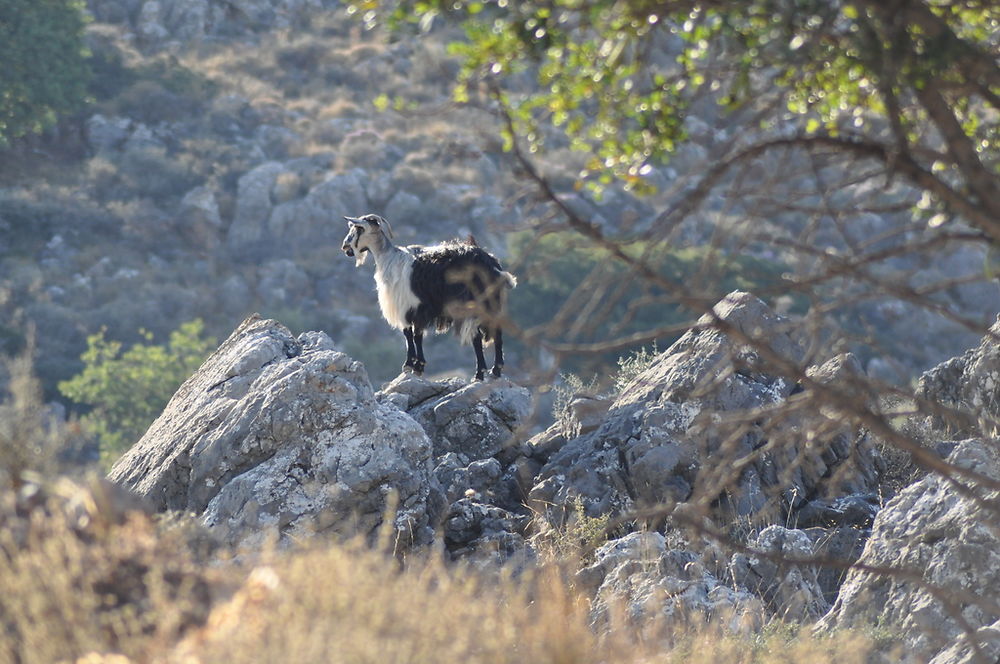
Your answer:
0;484;879;664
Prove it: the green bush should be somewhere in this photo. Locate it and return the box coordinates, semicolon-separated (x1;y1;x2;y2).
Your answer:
59;319;216;467
0;0;91;143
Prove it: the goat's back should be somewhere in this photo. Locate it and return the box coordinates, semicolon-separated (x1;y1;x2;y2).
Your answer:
409;241;512;336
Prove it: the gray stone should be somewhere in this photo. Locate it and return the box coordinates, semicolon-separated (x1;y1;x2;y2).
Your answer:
918;319;1000;435
579;532;766;635
818;439;1000;662
178;186;223;249
227;161;288;254
108;316;441;549
85;114;133;153
729;526;829;621
528;292;883;531
379;374;531;461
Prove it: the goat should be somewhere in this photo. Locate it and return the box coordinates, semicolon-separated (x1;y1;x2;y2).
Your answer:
342;214;517;381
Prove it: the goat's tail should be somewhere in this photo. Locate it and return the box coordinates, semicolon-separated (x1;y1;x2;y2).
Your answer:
501;271;518;289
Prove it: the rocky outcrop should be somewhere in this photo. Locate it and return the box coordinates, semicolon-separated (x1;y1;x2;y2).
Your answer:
818;439;1000;662
527;291;884;532
108;316;443;548
87;0;340;48
917;318;1000;435
377;375;535;562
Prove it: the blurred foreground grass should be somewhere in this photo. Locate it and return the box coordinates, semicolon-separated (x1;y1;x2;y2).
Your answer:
0;477;880;664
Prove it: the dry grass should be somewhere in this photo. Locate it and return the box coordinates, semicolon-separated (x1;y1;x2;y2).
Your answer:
0;483;878;664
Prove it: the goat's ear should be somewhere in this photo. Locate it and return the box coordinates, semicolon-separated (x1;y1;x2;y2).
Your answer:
378;218;394;239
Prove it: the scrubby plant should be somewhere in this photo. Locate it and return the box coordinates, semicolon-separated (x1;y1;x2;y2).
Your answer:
613;342;660;393
58;319;216;467
0;345;86;486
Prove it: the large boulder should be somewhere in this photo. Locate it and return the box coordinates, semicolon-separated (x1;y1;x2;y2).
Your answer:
108;316;441;548
528;291;883;531
818;439;1000;662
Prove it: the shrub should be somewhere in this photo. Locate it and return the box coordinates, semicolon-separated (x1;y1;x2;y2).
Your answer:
58;319;216;467
0;0;91;143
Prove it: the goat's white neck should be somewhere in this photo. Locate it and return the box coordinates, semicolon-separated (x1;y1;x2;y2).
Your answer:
369;236;419;330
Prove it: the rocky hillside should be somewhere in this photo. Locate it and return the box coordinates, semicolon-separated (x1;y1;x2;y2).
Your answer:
99;291;1000;663
1;0;997;406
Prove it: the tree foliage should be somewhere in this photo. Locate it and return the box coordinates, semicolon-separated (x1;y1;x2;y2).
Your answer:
58;320;216;466
354;0;999;240
0;0;91;143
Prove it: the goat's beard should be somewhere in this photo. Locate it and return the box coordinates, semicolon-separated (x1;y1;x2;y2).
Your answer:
355;248;369;267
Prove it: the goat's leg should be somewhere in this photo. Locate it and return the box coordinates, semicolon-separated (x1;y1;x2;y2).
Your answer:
490;328;504;379
402;327;417;374
472;331;487;381
412;329;426;375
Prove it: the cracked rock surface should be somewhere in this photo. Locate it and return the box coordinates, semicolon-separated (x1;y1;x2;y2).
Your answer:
108;315;441;548
818;439;1000;662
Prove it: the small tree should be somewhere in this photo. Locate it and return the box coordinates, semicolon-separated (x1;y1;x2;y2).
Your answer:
59;320;216;467
0;0;91;144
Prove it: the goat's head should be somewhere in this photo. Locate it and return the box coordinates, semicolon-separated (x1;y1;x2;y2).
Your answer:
342;214;393;267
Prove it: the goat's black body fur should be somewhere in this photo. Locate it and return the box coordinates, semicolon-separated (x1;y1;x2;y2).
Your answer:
405;241;506;342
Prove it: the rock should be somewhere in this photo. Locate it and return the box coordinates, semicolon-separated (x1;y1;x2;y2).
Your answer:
793;494;880;529
528;291;883;530
227;162;288;255
818;439;1000;661
378;374;531;461
384;190;424;225
443;498;530;562
802;526;869;604
85;114;133;153
928;619;1000;664
108;316;441;549
728;526;829;621
256;259;310;302
579;532;765;635
917;319;1000;435
136;1;169;44
178;186;223;249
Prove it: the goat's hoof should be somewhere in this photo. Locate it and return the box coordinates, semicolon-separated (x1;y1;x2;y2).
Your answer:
474;371;485;382
402;364;414;374
490;366;503;379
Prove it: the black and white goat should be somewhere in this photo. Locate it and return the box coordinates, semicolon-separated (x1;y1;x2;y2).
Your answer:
342;214;516;381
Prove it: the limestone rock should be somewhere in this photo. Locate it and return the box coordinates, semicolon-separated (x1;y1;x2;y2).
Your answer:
729;526;829;621
579;532;765;635
108;316;441;548
917;318;1000;435
227;162;288;255
379;374;531;461
528;291;883;530
818;439;1000;661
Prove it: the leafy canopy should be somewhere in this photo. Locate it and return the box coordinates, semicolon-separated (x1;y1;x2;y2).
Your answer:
0;0;91;143
353;0;999;238
59;320;216;467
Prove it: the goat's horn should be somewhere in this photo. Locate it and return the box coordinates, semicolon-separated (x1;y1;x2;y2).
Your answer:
344;215;359;223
